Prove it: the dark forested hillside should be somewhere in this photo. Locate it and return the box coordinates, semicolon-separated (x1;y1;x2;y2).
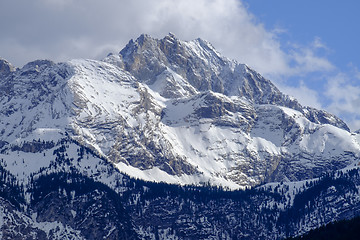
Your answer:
1;147;360;239
287;216;360;240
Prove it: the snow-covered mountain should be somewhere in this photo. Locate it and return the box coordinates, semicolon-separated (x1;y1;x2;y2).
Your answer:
1;137;360;239
1;34;360;239
1;33;359;189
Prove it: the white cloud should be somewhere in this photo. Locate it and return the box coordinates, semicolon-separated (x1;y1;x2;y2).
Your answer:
312;36;328;50
277;80;322;109
289;47;334;74
347;63;360;80
325;74;360;113
325;73;360;131
352;120;360;132
0;0;335;78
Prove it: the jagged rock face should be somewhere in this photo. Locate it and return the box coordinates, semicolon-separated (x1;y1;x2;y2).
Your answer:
103;34;358;186
106;33;349;132
0;34;359;188
0;58;16;78
303;107;350;131
116;34;286;102
0;60;73;141
0;199;48;240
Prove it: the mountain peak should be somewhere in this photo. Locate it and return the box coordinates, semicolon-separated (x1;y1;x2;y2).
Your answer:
113;34;287;103
22;59;55;71
0;58;16;77
0;33;351;188
104;34;349;131
136;33;153;45
165;32;177;39
1;34;360;240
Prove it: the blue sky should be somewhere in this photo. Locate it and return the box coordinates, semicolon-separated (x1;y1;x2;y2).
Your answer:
0;0;359;130
244;0;360;77
244;0;360;70
243;0;360;130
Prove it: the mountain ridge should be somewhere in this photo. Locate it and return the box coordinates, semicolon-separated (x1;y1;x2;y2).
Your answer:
105;33;350;130
0;138;360;239
0;34;358;189
1;33;360;239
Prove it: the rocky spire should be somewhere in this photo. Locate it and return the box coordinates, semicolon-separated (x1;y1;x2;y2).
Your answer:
0;58;16;78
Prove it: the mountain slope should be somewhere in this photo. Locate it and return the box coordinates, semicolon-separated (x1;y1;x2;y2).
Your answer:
0;138;360;239
1;32;360;238
0;34;359;189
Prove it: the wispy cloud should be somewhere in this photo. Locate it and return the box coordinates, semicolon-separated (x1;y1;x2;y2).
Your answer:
324;73;360;130
277;80;322;109
288;43;334;75
312;36;329;50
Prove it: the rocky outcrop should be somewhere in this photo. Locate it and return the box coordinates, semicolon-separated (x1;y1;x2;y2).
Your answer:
0;34;358;189
0;58;16;78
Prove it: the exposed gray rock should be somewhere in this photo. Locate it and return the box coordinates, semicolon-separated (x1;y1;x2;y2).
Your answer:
0;58;16;78
0;34;358;189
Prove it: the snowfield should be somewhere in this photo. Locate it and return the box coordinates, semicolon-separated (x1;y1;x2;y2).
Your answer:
0;34;359;189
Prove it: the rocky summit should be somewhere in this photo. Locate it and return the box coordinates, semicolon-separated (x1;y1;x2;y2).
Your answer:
1;33;358;188
0;34;360;239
